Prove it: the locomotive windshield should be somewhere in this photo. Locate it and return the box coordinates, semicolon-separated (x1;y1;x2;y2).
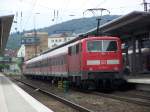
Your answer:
87;40;117;52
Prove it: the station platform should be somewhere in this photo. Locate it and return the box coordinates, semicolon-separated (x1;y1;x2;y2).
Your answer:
125;74;150;91
125;74;150;84
0;73;53;112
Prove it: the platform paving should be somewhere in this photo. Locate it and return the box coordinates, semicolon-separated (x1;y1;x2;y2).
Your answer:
0;73;53;112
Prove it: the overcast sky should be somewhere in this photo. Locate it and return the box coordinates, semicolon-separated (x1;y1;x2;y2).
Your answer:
0;0;147;32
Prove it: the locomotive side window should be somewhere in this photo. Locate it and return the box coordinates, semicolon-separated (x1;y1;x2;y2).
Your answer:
103;40;117;51
72;46;76;54
76;44;79;53
68;46;76;55
68;43;81;55
79;43;82;52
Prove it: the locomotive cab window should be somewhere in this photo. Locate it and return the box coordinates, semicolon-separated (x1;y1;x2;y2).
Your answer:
87;40;117;52
103;40;117;51
87;40;102;52
76;43;80;54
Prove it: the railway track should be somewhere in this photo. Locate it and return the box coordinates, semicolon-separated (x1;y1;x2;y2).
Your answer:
113;91;150;101
93;92;150;107
13;78;94;112
12;77;150;109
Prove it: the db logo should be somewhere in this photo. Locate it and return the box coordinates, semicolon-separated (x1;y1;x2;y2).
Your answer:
101;60;106;64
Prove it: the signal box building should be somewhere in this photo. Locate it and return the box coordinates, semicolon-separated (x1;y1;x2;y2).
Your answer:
21;32;48;60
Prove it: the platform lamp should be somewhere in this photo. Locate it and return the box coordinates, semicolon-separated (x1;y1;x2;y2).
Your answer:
33;12;40;56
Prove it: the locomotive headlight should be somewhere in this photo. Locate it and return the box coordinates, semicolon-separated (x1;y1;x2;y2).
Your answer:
89;67;93;71
114;67;119;71
107;60;119;64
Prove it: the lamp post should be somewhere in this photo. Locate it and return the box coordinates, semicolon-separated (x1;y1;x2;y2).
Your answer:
33;12;40;56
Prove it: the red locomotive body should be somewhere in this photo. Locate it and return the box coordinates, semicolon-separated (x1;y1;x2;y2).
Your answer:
23;36;123;89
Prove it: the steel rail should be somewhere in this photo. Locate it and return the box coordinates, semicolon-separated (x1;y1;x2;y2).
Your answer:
93;92;150;107
113;91;150;101
14;79;94;112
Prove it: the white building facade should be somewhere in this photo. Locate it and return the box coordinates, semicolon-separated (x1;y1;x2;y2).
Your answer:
48;33;76;49
17;45;25;57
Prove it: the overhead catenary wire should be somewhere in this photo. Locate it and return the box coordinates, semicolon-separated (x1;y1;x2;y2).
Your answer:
22;0;38;31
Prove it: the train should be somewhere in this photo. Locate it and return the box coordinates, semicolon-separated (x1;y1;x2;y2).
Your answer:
23;36;124;90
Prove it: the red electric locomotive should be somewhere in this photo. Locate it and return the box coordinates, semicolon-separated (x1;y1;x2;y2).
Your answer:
23;36;123;90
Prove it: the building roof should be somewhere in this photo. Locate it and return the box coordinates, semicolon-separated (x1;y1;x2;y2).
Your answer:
49;32;77;38
49;33;65;38
24;32;48;37
79;11;150;40
0;15;14;55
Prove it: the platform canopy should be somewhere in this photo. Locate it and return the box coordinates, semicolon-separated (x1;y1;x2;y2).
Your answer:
79;11;150;40
0;15;14;55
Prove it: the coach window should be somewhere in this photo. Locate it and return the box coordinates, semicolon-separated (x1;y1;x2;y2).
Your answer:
31;63;33;68
42;60;44;67
36;62;38;67
45;60;47;66
48;59;50;66
57;59;58;65
68;47;71;55
55;59;57;66
54;59;56;66
39;61;41;67
64;56;66;64
51;59;53;66
46;59;48;66
43;60;45;67
61;57;64;65
57;58;59;65
53;59;55;66
34;63;36;68
76;44;80;54
45;59;47;66
61;57;63;65
33;63;35;68
56;59;58;65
